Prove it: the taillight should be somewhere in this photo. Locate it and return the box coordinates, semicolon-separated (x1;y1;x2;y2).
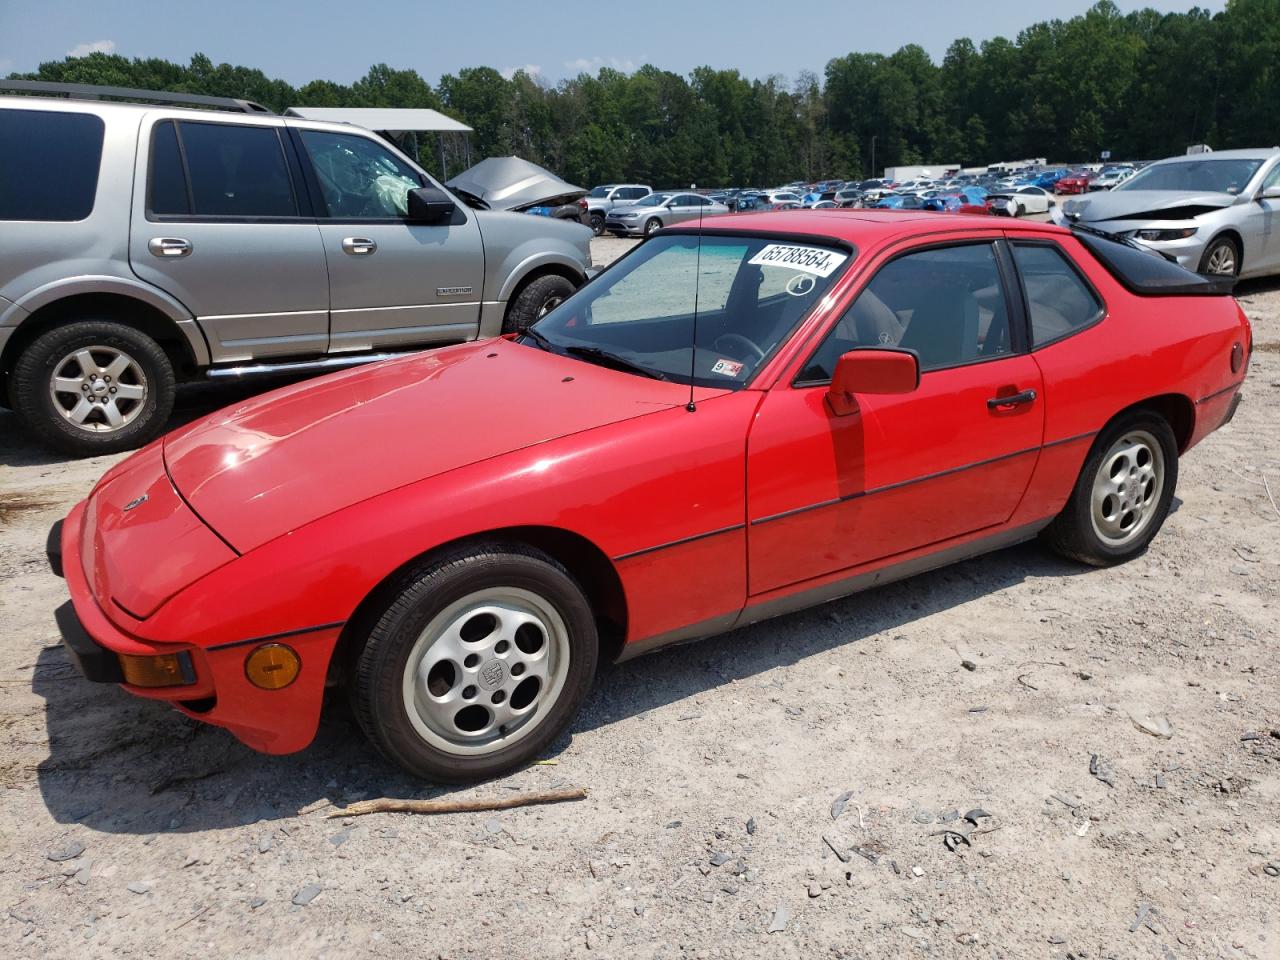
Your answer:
577;198;587;209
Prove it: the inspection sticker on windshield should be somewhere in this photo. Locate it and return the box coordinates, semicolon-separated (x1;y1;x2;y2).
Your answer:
749;244;847;277
711;358;745;378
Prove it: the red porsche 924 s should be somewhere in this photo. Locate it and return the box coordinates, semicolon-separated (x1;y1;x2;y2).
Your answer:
50;211;1250;781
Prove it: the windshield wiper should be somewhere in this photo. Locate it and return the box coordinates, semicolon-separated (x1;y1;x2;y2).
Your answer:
521;327;556;352
564;346;668;380
1068;220;1150;253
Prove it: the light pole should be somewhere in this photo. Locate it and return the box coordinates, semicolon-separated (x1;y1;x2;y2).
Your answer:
870;135;878;179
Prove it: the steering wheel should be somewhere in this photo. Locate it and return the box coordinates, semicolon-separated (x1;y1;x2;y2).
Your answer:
714;333;766;364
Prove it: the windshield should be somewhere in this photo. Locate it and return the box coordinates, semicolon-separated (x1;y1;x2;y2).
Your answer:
588;186;611;198
1117;158;1265;195
525;234;853;388
632;193;668;207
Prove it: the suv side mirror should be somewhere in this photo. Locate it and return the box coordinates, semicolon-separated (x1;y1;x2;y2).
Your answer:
827;349;919;416
406;186;456;224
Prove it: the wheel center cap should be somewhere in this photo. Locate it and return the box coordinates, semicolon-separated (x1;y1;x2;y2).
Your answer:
90;379;108;395
478;660;506;691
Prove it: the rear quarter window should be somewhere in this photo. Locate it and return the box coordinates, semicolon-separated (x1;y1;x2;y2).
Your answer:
1012;243;1104;346
0;109;104;221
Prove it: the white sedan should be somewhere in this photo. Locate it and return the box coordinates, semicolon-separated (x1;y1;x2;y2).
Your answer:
989;185;1056;216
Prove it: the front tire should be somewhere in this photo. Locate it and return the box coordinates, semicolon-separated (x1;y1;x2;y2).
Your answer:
502;274;577;335
352;544;599;782
643;217;662;237
11;320;175;457
1199;236;1240;278
589;213;605;236
1040;411;1178;567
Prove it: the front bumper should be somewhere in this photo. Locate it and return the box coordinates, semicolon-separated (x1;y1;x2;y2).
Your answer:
50;503;336;755
605;219;644;236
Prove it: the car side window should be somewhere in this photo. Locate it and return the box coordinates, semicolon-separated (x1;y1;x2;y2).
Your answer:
1012;243;1104;346
1262;163;1280;192
148;120;190;216
176;121;298;218
799;243;1011;382
0;108;104;221
299;129;425;219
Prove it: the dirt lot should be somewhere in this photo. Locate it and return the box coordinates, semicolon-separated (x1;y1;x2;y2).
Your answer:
1;238;1277;960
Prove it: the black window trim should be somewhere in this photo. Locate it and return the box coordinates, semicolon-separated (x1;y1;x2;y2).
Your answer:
1009;237;1108;351
145;118;308;224
0;107;105;223
792;237;1027;388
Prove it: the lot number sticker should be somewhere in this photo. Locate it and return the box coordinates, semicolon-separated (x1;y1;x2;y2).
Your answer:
748;244;847;277
711;358;745;377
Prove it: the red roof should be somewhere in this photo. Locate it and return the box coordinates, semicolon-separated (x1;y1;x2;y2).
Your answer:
692;209;1068;244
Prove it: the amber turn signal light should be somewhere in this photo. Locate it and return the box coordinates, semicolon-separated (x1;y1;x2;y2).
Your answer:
245;643;300;690
118;651;195;688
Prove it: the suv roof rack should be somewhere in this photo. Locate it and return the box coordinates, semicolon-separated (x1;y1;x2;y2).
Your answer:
0;79;273;114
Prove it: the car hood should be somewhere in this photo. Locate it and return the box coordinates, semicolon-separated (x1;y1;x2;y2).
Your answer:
163;339;690;553
447;156;586;211
1061;189;1236;222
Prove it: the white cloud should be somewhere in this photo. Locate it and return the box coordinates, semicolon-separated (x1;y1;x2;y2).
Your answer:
500;63;543;81
66;40;116;58
563;55;640;75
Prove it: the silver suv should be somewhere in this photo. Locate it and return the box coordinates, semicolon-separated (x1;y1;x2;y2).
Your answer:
0;85;591;455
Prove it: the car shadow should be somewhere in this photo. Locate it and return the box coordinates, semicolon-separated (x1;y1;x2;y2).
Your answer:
1234;275;1280;298
0;373;313;469
32;539;1093;835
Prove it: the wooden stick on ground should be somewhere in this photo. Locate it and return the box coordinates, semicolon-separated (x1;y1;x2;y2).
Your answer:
328;787;588;819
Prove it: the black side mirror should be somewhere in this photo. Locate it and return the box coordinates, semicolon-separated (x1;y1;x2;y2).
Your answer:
406;186;456;224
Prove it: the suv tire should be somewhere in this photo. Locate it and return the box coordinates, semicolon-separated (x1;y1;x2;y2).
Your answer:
12;320;175;457
502;274;576;334
589;213;605;236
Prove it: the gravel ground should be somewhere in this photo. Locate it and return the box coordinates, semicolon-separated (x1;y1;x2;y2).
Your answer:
1;238;1277;959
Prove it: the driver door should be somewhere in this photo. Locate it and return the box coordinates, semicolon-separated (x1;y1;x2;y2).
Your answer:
292;126;485;353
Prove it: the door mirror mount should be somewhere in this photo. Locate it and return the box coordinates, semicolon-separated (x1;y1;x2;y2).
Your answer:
826;349;920;416
406;186;456;224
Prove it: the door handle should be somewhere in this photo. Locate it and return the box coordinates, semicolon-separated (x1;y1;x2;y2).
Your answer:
148;237;192;258
341;237;377;256
987;388;1037;409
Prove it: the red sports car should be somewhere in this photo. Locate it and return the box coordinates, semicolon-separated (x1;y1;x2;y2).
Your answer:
1055;171;1097;195
50;212;1250;782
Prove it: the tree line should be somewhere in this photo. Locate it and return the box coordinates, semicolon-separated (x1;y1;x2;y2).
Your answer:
10;0;1277;187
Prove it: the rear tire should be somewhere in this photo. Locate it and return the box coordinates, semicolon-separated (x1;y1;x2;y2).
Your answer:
11;320;175;457
352;544;599;782
502;274;577;334
1040;410;1178;567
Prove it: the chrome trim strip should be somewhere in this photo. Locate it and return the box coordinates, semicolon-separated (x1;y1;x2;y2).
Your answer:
201;309;327;321
1195;380;1243;405
206;351;417;379
206;621;346;652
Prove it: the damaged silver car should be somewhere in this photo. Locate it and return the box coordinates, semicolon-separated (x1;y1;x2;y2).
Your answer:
1054;148;1280;278
448;156;591;226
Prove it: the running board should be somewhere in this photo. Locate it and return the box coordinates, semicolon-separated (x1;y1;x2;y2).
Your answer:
205;351;420;380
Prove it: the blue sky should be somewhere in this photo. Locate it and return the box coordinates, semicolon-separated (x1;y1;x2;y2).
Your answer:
0;0;1227;86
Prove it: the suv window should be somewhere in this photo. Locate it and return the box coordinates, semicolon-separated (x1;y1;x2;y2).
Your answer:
300;130;424;219
152;121;298;218
800;243;1011;381
1012;243;1103;345
0;109;104;221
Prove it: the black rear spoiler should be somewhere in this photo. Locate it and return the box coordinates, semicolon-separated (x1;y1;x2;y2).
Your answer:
1071;226;1235;297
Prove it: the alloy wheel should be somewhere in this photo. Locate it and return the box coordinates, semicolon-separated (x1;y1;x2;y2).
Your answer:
1090;429;1165;547
1205;242;1237;276
48;346;148;433
401;587;570;756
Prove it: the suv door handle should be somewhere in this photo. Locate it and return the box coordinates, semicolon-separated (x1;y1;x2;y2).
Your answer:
148;237;192;258
341;237;377;256
987;388;1037;409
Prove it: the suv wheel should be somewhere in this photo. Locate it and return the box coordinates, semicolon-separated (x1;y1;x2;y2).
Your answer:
589;213;605;236
11;320;175;457
502;274;577;335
